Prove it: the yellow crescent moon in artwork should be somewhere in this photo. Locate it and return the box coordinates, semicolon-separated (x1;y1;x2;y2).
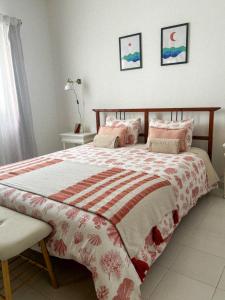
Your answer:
170;32;176;42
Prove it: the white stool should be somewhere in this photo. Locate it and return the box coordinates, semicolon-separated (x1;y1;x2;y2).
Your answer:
0;206;58;300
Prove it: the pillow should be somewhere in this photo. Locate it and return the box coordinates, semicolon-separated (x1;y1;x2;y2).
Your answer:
148;138;180;154
105;116;141;145
147;127;187;152
98;126;127;147
149;119;194;151
93;134;119;149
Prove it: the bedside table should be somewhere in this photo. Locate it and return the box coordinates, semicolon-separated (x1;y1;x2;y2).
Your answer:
59;132;96;149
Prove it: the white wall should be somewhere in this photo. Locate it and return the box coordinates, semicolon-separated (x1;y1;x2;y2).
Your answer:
0;0;61;155
47;0;225;177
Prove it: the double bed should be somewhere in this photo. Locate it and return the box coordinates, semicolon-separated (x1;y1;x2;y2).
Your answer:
0;107;220;300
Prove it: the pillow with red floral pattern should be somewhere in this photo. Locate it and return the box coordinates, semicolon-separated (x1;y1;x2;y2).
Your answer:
106;116;141;145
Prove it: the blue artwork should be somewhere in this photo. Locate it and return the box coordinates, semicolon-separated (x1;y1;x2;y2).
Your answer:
122;52;141;63
119;33;142;70
162;46;186;59
161;23;189;66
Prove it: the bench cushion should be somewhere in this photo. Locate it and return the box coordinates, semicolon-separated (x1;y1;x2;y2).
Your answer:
0;206;51;260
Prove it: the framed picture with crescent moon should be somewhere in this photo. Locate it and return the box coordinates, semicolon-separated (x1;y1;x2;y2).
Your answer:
119;33;142;71
161;23;189;66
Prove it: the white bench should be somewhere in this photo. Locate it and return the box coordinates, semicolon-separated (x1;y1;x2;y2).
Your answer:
0;206;58;300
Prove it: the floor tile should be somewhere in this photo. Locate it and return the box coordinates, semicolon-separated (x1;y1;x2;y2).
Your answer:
178;191;223;227
170;196;213;245
141;262;168;298
171;246;225;286
14;285;50;300
207;195;225;218
29;271;96;300
198;213;225;238
156;241;182;269
212;289;225;300
210;188;224;198
48;278;97;300
173;228;225;259
180;196;213;229
218;267;225;290
150;270;215;300
28;260;96;299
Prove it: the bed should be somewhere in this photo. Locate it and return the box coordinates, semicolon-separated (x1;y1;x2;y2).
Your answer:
0;107;220;300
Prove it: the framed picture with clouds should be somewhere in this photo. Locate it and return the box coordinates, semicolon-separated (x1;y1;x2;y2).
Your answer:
161;23;189;66
119;33;142;71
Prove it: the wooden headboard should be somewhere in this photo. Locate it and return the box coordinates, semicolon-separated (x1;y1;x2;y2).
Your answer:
93;107;221;159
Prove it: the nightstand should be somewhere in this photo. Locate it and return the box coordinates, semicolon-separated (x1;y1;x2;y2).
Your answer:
59;132;96;149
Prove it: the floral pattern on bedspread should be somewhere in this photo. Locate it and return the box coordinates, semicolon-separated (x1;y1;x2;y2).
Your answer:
0;144;209;300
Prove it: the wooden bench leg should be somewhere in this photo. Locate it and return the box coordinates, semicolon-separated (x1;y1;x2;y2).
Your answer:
40;240;58;289
1;260;12;300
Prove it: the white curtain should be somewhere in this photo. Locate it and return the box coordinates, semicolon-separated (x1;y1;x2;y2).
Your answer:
0;14;37;165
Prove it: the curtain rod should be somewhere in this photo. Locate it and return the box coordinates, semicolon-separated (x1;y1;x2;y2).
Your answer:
0;13;22;25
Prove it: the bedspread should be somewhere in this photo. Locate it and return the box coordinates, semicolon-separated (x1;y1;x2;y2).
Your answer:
0;144;212;300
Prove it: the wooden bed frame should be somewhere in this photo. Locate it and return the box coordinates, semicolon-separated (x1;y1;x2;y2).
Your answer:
93;107;221;159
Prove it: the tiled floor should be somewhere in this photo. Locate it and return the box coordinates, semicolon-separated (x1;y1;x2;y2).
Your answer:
1;189;225;300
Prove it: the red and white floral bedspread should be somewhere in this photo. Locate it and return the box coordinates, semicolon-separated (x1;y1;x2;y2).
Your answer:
0;144;210;300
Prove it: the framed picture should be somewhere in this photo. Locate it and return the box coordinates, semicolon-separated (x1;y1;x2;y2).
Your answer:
161;23;189;66
119;33;142;71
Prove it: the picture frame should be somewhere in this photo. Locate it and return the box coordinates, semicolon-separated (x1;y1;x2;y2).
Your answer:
119;33;142;71
161;23;189;66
